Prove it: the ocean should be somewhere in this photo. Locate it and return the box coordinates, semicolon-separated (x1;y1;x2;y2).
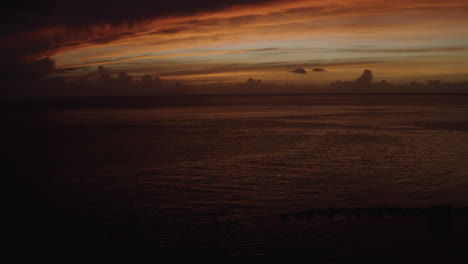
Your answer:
5;94;468;261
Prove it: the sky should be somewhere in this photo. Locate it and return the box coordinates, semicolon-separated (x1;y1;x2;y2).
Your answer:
2;0;468;94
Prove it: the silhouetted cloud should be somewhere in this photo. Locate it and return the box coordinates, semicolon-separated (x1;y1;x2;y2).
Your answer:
312;68;326;72
52;67;79;74
1;56;58;97
291;68;307;74
246;48;280;53
4;64;468;98
1;0;274;37
141;75;153;83
356;69;373;83
146;61;380;79
340;46;467;53
117;72;133;83
152;28;187;35
327;69;375;90
98;65;112;81
244;78;262;88
2;57;55;81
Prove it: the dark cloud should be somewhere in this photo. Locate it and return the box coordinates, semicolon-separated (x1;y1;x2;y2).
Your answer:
246;48;280;52
3;57;56;80
5;64;468;98
152;61;381;78
0;0;275;70
117;72;133;83
52;67;79;74
244;78;262;88
98;65;112;81
88;32;135;44
23;57;56;76
0;56;57;97
340;46;467;53
151;28;187;35
356;69;373;83
1;0;274;37
291;68;307;74
312;68;326;72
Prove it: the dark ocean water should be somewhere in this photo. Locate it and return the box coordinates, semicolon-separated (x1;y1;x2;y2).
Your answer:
5;94;468;261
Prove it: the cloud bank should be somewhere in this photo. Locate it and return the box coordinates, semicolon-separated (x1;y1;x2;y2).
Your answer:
2;0;468;96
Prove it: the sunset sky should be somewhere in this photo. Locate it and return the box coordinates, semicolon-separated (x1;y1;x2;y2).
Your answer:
2;0;468;88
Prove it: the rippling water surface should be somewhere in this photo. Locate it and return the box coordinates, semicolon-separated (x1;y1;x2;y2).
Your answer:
7;94;468;261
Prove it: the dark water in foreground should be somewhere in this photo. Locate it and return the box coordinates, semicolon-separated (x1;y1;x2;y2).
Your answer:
5;94;468;261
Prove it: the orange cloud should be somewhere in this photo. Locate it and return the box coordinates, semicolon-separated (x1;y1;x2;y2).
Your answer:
5;0;466;83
